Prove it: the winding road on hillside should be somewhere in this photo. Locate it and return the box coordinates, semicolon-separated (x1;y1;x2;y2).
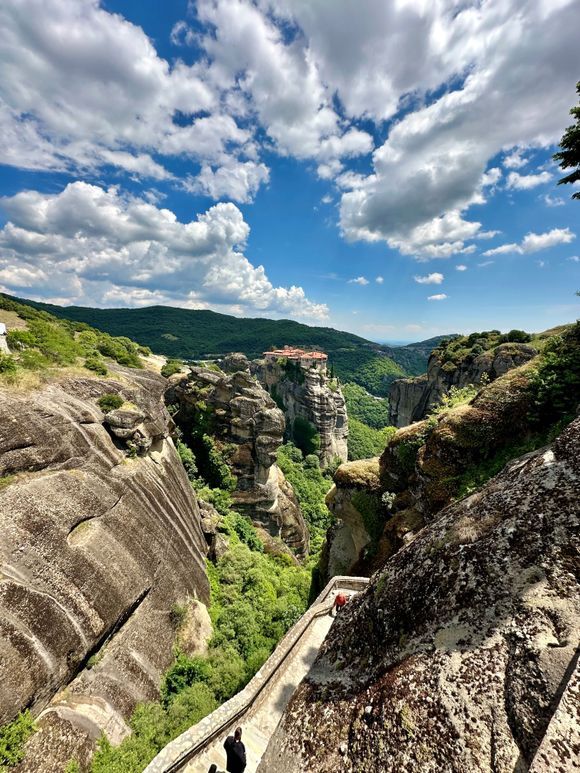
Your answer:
145;576;369;773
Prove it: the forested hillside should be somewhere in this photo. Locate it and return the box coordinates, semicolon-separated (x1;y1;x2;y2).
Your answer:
6;295;451;396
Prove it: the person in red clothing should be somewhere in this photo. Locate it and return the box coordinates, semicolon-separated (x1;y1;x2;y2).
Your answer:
333;592;349;616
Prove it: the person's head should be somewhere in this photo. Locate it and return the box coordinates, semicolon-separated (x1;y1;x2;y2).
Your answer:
208;766;218;773
234;727;242;741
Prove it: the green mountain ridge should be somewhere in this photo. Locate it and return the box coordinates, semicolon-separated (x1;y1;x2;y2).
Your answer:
6;295;454;396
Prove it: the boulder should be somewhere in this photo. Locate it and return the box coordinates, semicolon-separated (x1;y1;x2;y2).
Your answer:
259;418;580;773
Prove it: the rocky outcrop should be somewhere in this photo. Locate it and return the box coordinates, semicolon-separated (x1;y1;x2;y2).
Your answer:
253;357;348;467
389;341;537;427
322;459;382;579
0;367;209;771
259;418;580;773
169;365;309;557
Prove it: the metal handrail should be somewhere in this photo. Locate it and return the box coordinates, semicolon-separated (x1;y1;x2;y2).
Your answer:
145;575;369;773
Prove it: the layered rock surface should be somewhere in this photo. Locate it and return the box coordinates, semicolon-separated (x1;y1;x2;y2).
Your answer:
169;365;309;557
253;356;348;466
322;459;382;579
0;368;209;770
260;418;580;773
389;342;536;427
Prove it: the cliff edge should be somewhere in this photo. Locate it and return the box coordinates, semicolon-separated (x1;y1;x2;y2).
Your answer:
0;368;209;770
259;417;580;773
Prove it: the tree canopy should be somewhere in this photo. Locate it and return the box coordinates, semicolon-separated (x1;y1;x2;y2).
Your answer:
554;81;580;199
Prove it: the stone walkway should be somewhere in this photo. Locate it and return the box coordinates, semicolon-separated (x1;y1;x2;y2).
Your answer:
184;609;334;773
144;577;369;773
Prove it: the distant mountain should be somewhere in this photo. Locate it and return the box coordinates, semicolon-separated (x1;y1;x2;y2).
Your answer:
6;295;453;396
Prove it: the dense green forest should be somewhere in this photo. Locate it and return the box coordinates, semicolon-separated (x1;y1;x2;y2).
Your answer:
5;295;450;396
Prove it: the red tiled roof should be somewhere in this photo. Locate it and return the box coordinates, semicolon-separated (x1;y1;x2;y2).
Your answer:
263;346;327;360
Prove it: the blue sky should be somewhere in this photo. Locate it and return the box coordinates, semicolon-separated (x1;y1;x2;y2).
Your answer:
0;0;579;342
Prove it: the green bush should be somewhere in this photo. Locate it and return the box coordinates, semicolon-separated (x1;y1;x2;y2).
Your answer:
277;443;333;556
161;360;183;378
529;322;580;427
0;711;36;768
0;353;18;375
221;512;264;552
176;440;198;481
97;393;124;413
348;419;396;461
85;354;108;375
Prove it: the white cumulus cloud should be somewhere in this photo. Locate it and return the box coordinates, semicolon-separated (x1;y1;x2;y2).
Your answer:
428;293;447;301
506;171;553;190
348;276;369;285
0;182;327;319
414;273;444;285
484;227;575;256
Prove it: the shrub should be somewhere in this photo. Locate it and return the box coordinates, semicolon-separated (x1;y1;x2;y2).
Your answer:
304;454;320;469
221;512;264;552
0;353;18;375
0;711;36;768
161;360;183;378
85;355;108;375
5;330;35;350
97;393;124;413
161;654;212;704
348;419;396;461
169;602;188;630
176;440;198;481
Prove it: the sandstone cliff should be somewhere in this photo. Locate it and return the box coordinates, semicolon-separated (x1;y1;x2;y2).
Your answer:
0;368;210;770
168;364;309;557
253;356;348;466
389;337;537;427
259;417;580;773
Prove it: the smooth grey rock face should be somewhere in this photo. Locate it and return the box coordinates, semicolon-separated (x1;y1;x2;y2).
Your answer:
260;419;580;773
0;368;209;770
389;342;537;427
170;366;309;557
253;359;348;467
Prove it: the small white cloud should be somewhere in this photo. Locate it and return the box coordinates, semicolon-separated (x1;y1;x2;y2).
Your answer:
375;275;384;284
568;255;579;262
536;259;546;268
478;260;494;267
503;149;528;169
349;276;369;285
484;227;575;256
321;194;333;204
507;171;553;190
427;293;447;301
455;264;467;271
543;194;565;207
414;272;444;285
520;228;575;253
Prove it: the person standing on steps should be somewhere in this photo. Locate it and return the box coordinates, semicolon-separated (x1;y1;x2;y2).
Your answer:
223;726;246;773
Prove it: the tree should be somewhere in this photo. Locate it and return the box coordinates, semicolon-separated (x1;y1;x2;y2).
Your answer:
554;81;580;199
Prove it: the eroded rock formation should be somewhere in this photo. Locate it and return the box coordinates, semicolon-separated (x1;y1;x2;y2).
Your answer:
169;365;309;557
253;356;348;466
389;342;536;427
321;459;382;579
0;368;209;770
260;418;580;773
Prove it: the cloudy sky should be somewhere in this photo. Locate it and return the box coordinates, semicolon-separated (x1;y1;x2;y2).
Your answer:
0;0;579;341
